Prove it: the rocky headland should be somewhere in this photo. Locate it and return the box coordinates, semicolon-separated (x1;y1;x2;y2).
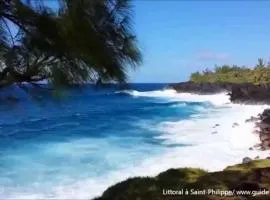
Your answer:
169;81;270;104
169;81;233;94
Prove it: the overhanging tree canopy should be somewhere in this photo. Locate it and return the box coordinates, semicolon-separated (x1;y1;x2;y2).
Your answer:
0;0;142;87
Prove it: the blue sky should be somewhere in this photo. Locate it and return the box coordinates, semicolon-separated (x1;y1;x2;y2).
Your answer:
128;1;270;83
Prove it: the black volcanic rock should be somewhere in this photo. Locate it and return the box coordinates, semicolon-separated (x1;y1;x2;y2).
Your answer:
170;81;270;150
245;116;259;123
229;83;270;104
169;81;270;104
169;81;232;94
255;109;270;150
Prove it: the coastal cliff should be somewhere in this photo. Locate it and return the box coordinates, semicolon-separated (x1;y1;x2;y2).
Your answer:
229;84;270;104
169;82;270;104
169;81;232;94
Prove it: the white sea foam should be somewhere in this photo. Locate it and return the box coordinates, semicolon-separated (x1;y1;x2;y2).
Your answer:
124;90;270;166
4;89;270;199
113;89;270;177
119;89;230;105
120;89;178;98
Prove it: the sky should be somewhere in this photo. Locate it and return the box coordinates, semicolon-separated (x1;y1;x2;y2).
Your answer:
128;1;270;83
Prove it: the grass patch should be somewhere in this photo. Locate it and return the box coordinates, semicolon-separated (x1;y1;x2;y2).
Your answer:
94;160;270;200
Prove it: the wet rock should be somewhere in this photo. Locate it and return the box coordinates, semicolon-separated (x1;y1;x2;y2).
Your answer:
254;144;261;148
229;84;270;104
212;124;220;128
242;157;252;164
255;109;270;150
261;140;270;149
232;122;239;128
256;122;270;129
261;109;270;119
260;134;270;141
245;116;259;123
261;146;266;151
169;81;232;94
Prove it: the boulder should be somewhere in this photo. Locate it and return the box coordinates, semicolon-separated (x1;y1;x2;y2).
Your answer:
245;116;259;123
254;156;260;160
232;122;239;128
256;122;270;129
261;140;270;149
212;124;220;128
242;157;252;164
260;134;270;141
255;109;270;150
261;109;270;119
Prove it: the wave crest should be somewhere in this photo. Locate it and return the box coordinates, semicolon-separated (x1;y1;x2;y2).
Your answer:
116;89;230;105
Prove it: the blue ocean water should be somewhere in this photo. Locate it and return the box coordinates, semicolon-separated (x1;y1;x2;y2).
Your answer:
0;83;251;199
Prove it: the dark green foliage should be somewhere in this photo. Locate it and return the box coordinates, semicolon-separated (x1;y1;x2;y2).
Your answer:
95;160;270;200
0;0;142;87
190;59;270;85
157;168;207;188
100;177;158;200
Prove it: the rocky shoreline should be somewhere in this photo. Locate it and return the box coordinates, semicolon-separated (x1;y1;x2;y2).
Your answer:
169;81;270;153
254;109;270;151
93;82;270;200
170;81;270;155
169;81;270;104
169;81;232;94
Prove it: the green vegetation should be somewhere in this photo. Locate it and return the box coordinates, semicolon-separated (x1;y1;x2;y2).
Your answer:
225;159;270;172
190;58;270;85
0;0;142;88
94;159;270;200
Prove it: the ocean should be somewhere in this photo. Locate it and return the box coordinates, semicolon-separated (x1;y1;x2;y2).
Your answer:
0;83;268;199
